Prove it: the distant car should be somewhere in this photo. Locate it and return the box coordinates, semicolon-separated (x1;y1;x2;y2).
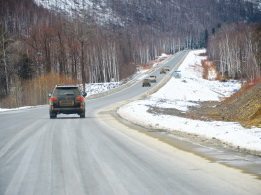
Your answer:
160;69;166;74
149;75;157;83
165;66;170;71
48;85;87;119
142;79;151;87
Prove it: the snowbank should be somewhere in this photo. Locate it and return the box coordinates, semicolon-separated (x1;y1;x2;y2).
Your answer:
85;82;122;97
118;49;261;153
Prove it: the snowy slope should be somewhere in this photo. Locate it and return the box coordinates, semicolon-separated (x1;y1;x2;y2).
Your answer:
34;0;123;25
246;0;261;9
34;0;261;28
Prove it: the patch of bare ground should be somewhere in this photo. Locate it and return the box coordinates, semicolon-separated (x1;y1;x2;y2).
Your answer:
218;80;261;128
148;81;261;128
149;56;260;128
188;59;261;128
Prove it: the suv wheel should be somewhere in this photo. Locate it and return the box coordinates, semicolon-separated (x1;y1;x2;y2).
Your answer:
80;112;85;118
50;112;57;119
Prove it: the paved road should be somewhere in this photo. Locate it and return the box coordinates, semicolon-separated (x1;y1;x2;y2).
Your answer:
1;51;261;195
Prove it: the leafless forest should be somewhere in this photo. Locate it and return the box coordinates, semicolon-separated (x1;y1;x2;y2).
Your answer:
0;0;260;107
208;24;261;80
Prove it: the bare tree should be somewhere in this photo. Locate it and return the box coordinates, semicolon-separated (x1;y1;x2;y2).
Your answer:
0;26;13;97
208;24;261;80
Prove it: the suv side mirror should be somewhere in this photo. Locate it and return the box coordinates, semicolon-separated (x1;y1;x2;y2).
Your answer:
82;92;87;97
48;93;52;97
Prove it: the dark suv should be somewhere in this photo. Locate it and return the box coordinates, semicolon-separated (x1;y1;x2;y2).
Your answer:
48;85;87;119
142;79;151;87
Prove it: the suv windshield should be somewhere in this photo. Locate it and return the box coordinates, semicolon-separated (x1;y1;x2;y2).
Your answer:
53;87;80;97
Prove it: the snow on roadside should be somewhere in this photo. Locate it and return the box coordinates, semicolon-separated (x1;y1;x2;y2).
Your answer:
118;49;261;153
81;53;168;97
85;82;122;97
0;83;122;111
0;106;44;112
0;52;166;111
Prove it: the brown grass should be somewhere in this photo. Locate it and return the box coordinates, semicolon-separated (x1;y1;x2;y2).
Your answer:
244;77;261;90
201;59;228;82
224;77;261;104
198;53;207;56
0;72;80;108
201;60;220;80
220;78;261;127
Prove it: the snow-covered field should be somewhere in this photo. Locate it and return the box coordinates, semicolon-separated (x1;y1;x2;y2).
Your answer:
118;50;261;153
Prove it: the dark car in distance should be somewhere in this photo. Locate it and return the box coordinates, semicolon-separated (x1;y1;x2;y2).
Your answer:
142;79;151;87
48;85;87;119
165;66;170;71
160;69;166;74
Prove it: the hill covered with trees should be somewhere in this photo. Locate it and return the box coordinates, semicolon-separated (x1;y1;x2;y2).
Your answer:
0;0;260;107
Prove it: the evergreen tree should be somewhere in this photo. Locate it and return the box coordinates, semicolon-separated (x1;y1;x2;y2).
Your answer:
17;54;34;80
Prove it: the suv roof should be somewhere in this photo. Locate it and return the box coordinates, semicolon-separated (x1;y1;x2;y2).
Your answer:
55;84;79;88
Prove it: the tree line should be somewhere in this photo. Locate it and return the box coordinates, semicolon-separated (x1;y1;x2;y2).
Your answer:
0;0;260;108
207;23;261;81
0;0;192;107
